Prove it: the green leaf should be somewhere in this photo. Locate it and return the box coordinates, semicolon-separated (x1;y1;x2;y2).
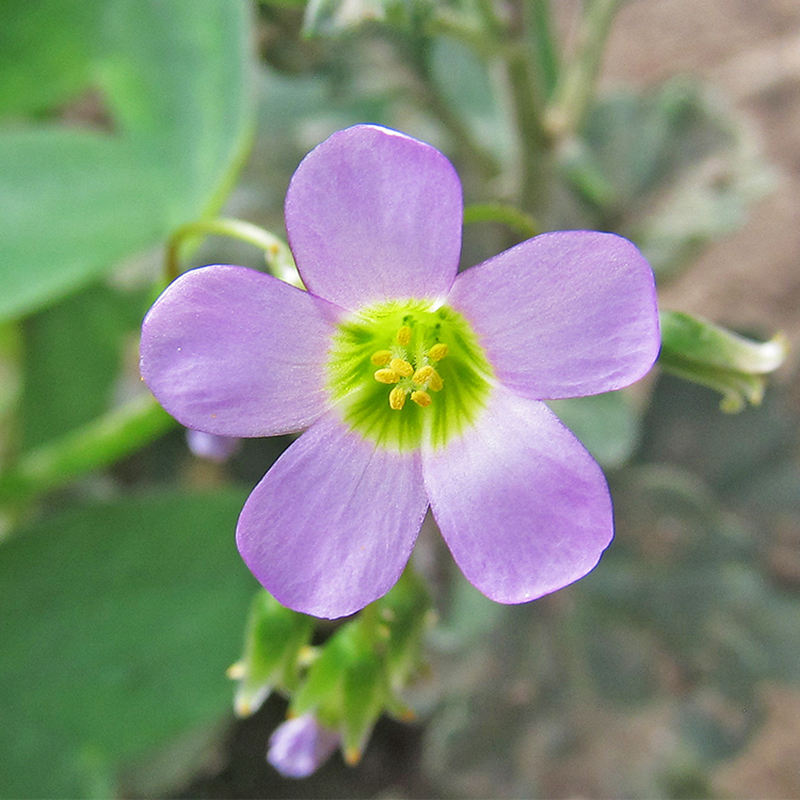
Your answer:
0;3;98;117
20;282;147;450
0;491;255;798
0;0;252;321
576;79;773;277
548;391;641;468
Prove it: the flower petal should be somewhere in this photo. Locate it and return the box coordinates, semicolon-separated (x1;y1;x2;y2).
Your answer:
446;231;660;399
140;265;343;437
236;411;429;618
285;125;462;310
422;388;613;604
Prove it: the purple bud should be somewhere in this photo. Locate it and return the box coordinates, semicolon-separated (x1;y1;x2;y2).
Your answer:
267;714;339;778
185;429;240;463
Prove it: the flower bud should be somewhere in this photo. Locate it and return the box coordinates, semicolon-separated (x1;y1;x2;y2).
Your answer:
185;429;240;462
659;311;787;412
267;714;339;778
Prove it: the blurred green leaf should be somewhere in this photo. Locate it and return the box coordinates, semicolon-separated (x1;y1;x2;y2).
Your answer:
548;390;641;468
20;282;147;450
639;372;795;493
0;3;98;117
0;490;254;798
586;463;800;706
0;0;252;321
575;79;773;277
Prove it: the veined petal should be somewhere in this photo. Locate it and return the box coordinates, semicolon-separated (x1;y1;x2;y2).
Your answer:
236;411;428;618
446;231;660;399
423;388;613;604
140;265;343;437
285;125;462;311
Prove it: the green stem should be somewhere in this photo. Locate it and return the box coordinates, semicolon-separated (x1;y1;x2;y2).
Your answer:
463;202;540;239
527;0;560;100
546;0;624;138
0;395;176;506
166;217;301;286
498;0;552;216
391;27;500;182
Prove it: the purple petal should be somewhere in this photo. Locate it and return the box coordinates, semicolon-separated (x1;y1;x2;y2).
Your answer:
140;265;343;437
422;388;613;604
446;231;660;399
268;715;339;779
236;411;428;618
285;125;462;310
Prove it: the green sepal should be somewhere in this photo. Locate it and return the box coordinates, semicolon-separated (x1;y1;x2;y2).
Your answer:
286;570;432;763
658;311;787;412
341;649;386;764
229;590;314;717
379;568;432;692
290;624;353;723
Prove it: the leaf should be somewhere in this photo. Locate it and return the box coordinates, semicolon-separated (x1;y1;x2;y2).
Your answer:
0;0;252;321
576;79;773;277
548;391;641;469
20;282;148;450
0;491;255;798
0;3;98;117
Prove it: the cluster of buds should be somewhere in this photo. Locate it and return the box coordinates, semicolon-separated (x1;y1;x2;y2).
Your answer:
228;569;432;776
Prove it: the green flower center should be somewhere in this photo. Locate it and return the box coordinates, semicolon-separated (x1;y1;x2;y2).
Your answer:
327;299;493;451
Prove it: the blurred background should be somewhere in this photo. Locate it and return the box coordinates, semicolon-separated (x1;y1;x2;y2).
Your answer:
1;1;800;797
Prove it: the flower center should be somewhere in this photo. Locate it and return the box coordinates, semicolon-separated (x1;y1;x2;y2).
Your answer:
327;299;493;451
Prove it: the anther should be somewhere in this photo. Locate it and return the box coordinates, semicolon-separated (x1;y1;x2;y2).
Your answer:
428;343;448;361
389;357;414;377
397;325;412;346
370;349;392;366
412;365;435;385
389;386;407;410
427;369;444;391
411;390;432;407
374;368;400;384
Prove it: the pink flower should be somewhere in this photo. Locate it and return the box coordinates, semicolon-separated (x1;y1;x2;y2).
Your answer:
140;125;659;619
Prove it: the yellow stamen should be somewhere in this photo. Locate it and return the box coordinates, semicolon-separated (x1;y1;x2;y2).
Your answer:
388;386;407;410
374;368;400;384
370;349;392;366
428;369;444;391
411;390;432;407
397;325;412;345
345;747;362;766
412;365;435;385
389;357;414;377
428;342;448;361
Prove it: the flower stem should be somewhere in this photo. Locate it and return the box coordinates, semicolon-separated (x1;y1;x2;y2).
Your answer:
545;0;624;139
391;29;500;182
165;218;302;287
497;0;553;216
463;202;540;240
526;0;560;100
0;395;176;507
